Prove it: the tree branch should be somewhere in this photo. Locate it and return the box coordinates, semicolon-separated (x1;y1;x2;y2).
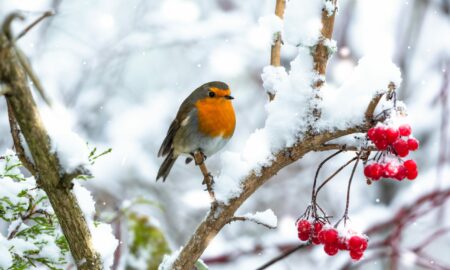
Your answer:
193;151;216;204
313;1;337;88
268;0;286;101
6;100;38;176
171;123;373;269
169;3;384;269
15;11;54;41
0;14;101;270
256;243;310;270
228;216;276;230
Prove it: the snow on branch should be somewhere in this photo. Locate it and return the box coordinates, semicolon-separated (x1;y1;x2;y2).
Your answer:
168;1;403;269
230;209;278;229
0;12;105;270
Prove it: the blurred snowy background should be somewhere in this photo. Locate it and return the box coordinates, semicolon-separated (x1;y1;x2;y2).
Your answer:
0;0;449;269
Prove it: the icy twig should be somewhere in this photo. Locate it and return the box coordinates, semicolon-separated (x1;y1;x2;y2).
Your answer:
229;216;276;229
229;209;278;229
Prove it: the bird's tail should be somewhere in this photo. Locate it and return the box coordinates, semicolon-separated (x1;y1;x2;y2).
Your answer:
156;150;177;182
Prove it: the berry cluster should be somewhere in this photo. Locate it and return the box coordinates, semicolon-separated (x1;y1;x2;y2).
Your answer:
364;124;419;181
297;219;368;260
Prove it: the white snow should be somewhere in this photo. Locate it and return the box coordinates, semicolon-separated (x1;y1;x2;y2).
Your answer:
283;0;323;47
242;209;278;228
0;235;13;269
158;247;182;270
73;183;118;269
323;0;337;16
261;65;288;96
216;46;317;204
41;105;90;173
317;55;402;131
258;14;284;45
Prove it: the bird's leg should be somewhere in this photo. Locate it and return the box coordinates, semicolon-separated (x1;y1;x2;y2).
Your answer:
193;151;216;204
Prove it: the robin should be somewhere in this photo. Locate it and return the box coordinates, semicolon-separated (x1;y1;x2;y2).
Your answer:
156;81;236;181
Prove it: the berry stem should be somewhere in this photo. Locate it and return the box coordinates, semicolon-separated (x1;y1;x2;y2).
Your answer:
314;156;358;202
340;152;361;226
311;150;344;217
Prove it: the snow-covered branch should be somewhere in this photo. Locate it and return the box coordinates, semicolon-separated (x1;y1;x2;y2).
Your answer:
229;209;278;229
0;13;102;270
167;1;404;269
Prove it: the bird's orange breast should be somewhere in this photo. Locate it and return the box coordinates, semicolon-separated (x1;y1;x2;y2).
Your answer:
195;98;235;138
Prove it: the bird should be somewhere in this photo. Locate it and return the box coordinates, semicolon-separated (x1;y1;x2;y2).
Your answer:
156;81;236;181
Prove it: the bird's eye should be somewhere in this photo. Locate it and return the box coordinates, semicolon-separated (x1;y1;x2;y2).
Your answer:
209;91;215;97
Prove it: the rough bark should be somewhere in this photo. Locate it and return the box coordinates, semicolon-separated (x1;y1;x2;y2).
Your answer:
0;28;102;270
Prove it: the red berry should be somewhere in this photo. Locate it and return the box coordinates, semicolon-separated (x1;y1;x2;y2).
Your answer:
407;138;419;151
311;236;321;245
348;236;368;252
367;128;376;141
399;124;412;136
372;163;383;180
385;127;400;144
392;139;409;157
337;237;348;250
298;232;310;241
373;126;387;141
364;163;383;180
364;165;372;178
311;222;323;245
406;169;418;180
383;161;398;178
313;222;323;235
319;229;339;245
374;139;389;150
297;219;311;234
324;244;339;256
350;250;364;261
394;165;407;181
404;159;417;172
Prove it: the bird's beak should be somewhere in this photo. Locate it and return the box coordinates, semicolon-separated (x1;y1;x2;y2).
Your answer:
224;95;234;100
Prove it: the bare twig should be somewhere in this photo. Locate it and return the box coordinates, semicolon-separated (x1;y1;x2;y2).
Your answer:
255;243;310;270
338;152;361;226
314;157;358;197
15;11;54;41
411;227;450;253
193;151;216;203
6;100;38;176
1;12;24;41
311;150;343;217
317;144;377;152
2;11;52;106
16;48;52;106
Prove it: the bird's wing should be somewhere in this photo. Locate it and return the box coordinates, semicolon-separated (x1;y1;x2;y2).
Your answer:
157;100;196;157
158;119;179;157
